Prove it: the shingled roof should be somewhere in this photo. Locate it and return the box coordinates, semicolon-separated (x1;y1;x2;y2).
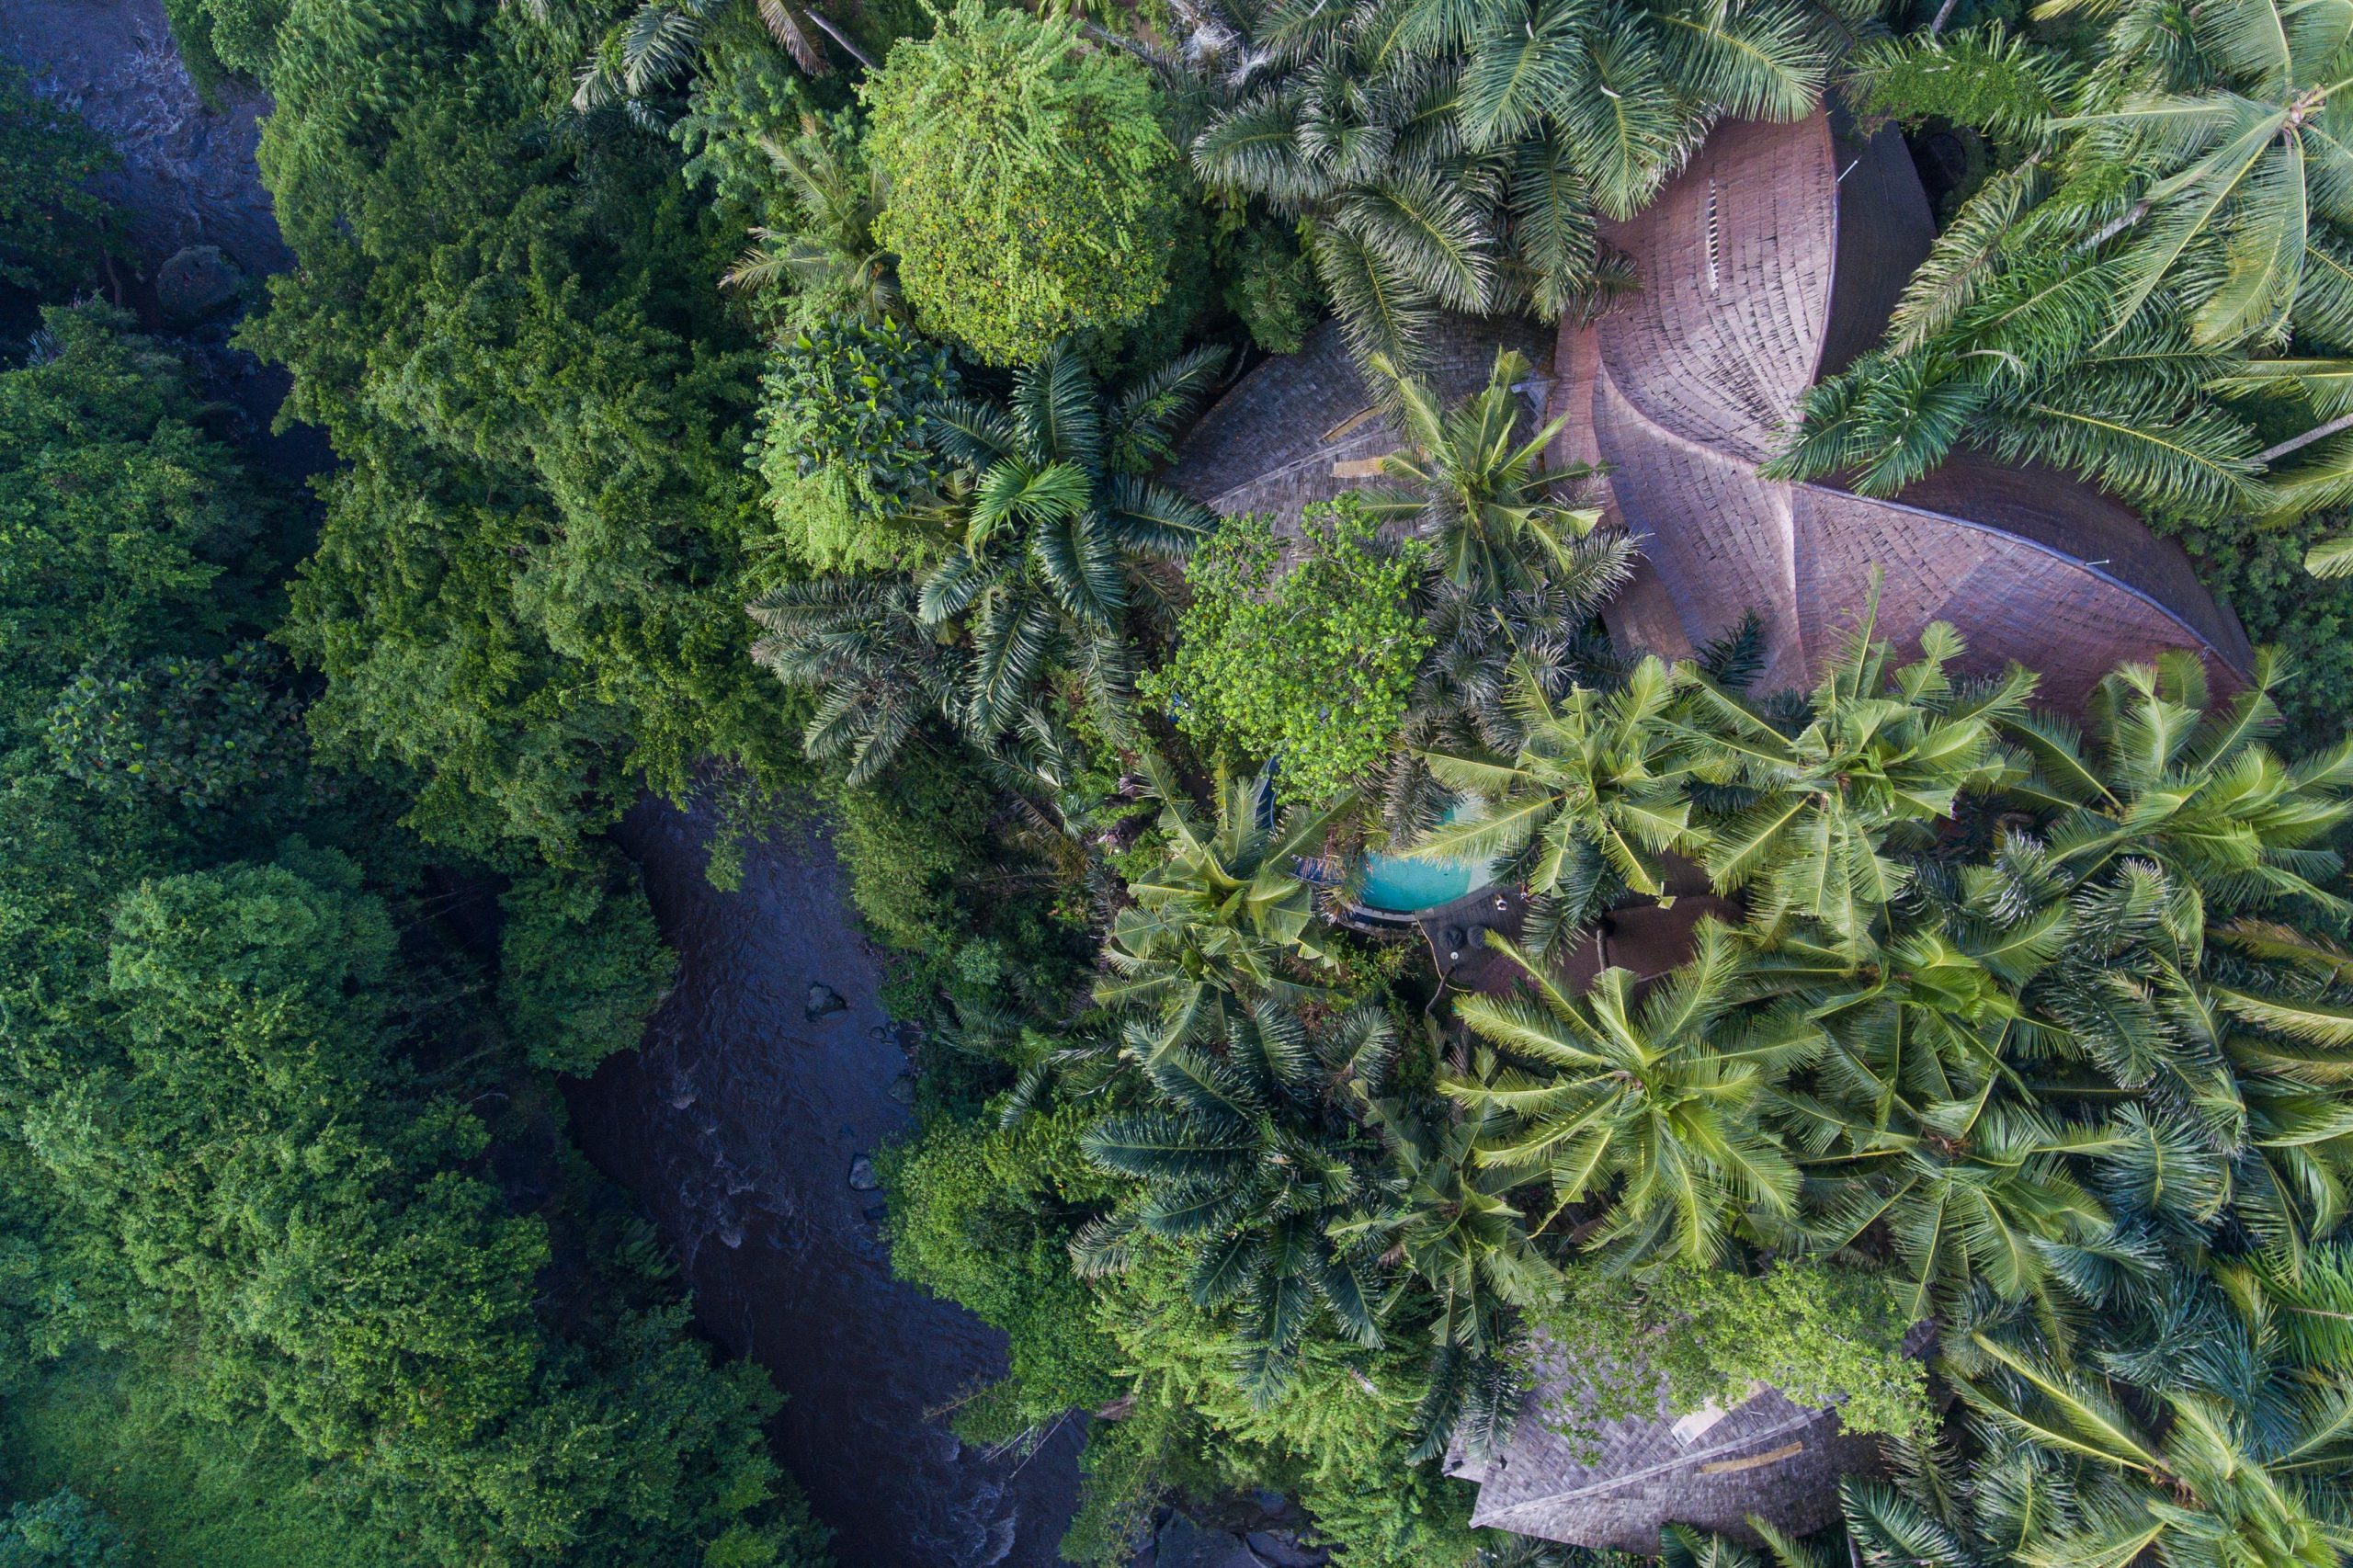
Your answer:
1444;1337;1886;1552
1563;106;2253;707
1165;317;1555;526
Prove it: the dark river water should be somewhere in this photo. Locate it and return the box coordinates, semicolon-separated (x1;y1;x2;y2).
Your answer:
565;797;1085;1565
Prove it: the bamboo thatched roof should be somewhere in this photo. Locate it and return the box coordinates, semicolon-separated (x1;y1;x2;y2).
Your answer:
1564;107;2252;707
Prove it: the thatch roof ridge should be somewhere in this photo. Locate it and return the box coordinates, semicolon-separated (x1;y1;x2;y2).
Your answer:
1164;316;1555;525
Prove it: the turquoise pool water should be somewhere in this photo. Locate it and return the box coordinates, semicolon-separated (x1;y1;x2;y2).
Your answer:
1356;809;1501;913
1356;852;1486;912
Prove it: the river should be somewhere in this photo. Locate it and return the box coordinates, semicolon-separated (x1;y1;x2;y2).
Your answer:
567;798;1086;1566
0;8;1085;1561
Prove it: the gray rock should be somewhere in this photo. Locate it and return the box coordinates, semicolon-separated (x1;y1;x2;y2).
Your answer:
847;1154;881;1192
805;982;847;1021
0;2;290;270
1246;1530;1324;1568
887;1074;916;1105
1154;1516;1259;1568
154;244;241;322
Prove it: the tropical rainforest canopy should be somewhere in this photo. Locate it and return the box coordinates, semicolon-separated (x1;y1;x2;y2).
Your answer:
8;0;2353;1563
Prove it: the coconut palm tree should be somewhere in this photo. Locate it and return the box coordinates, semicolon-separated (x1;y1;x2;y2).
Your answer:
2038;0;2353;350
1401;0;1825;219
747;576;971;784
1073;997;1401;1398
1358;348;1607;597
1169;0;1824;370
1445;923;1820;1267
1340;1091;1561;1460
1772;0;2353;517
1409;654;1708;949
917;342;1225;739
1673;614;2031;961
1780;1098;2121;1324
1997;649;2353;927
1370;535;1636;839
565;0;874;114
1179;24;1520;369
1940;1297;2353;1568
1097;760;1357;1054
720;117;896;321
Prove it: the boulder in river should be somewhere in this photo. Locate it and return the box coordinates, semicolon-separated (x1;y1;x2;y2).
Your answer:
805;982;847;1021
155;244;242;323
1245;1529;1326;1567
847;1154;881;1192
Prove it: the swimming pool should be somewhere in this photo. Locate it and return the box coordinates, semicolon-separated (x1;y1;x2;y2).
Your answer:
1357;853;1485;913
1355;817;1498;914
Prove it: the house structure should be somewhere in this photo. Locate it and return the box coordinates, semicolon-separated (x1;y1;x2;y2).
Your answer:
1443;1342;1886;1551
1556;105;2253;706
1165;110;2254;712
1162;102;2250;1552
1164;316;1553;528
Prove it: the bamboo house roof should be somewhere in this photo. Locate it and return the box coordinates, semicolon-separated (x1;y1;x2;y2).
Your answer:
1167;108;2254;711
1562;106;2253;707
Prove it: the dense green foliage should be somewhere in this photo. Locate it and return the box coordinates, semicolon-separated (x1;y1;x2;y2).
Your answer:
0;65;115;300
0;302;824;1564
234;0;805;865
861;2;1184;363
753;314;960;573
1529;1264;1932;1449
752;341;1222;778
498;858;676;1076
38;0;2353;1558
1145;498;1433;807
1773;0;2353;743
0;1492;130;1568
880;1106;1126;1434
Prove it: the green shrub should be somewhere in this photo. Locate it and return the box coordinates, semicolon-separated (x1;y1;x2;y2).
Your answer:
0;68;115;300
498;858;675;1076
161;0;234;105
1219;219;1324;355
43;646;305;814
1096;1253;1483;1568
819;762;990;959
862;0;1183;364
0;1491;130;1568
176;0;289;79
1143;496;1433;806
879;1105;1124;1434
0;307;278;747
673;40;818;222
754;316;959;573
1524;1261;1933;1450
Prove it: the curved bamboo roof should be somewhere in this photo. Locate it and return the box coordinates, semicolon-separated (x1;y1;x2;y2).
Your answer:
1563;108;2253;706
1164;317;1556;526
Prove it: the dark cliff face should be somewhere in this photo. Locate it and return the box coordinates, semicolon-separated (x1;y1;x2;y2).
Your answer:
1;0;287;273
